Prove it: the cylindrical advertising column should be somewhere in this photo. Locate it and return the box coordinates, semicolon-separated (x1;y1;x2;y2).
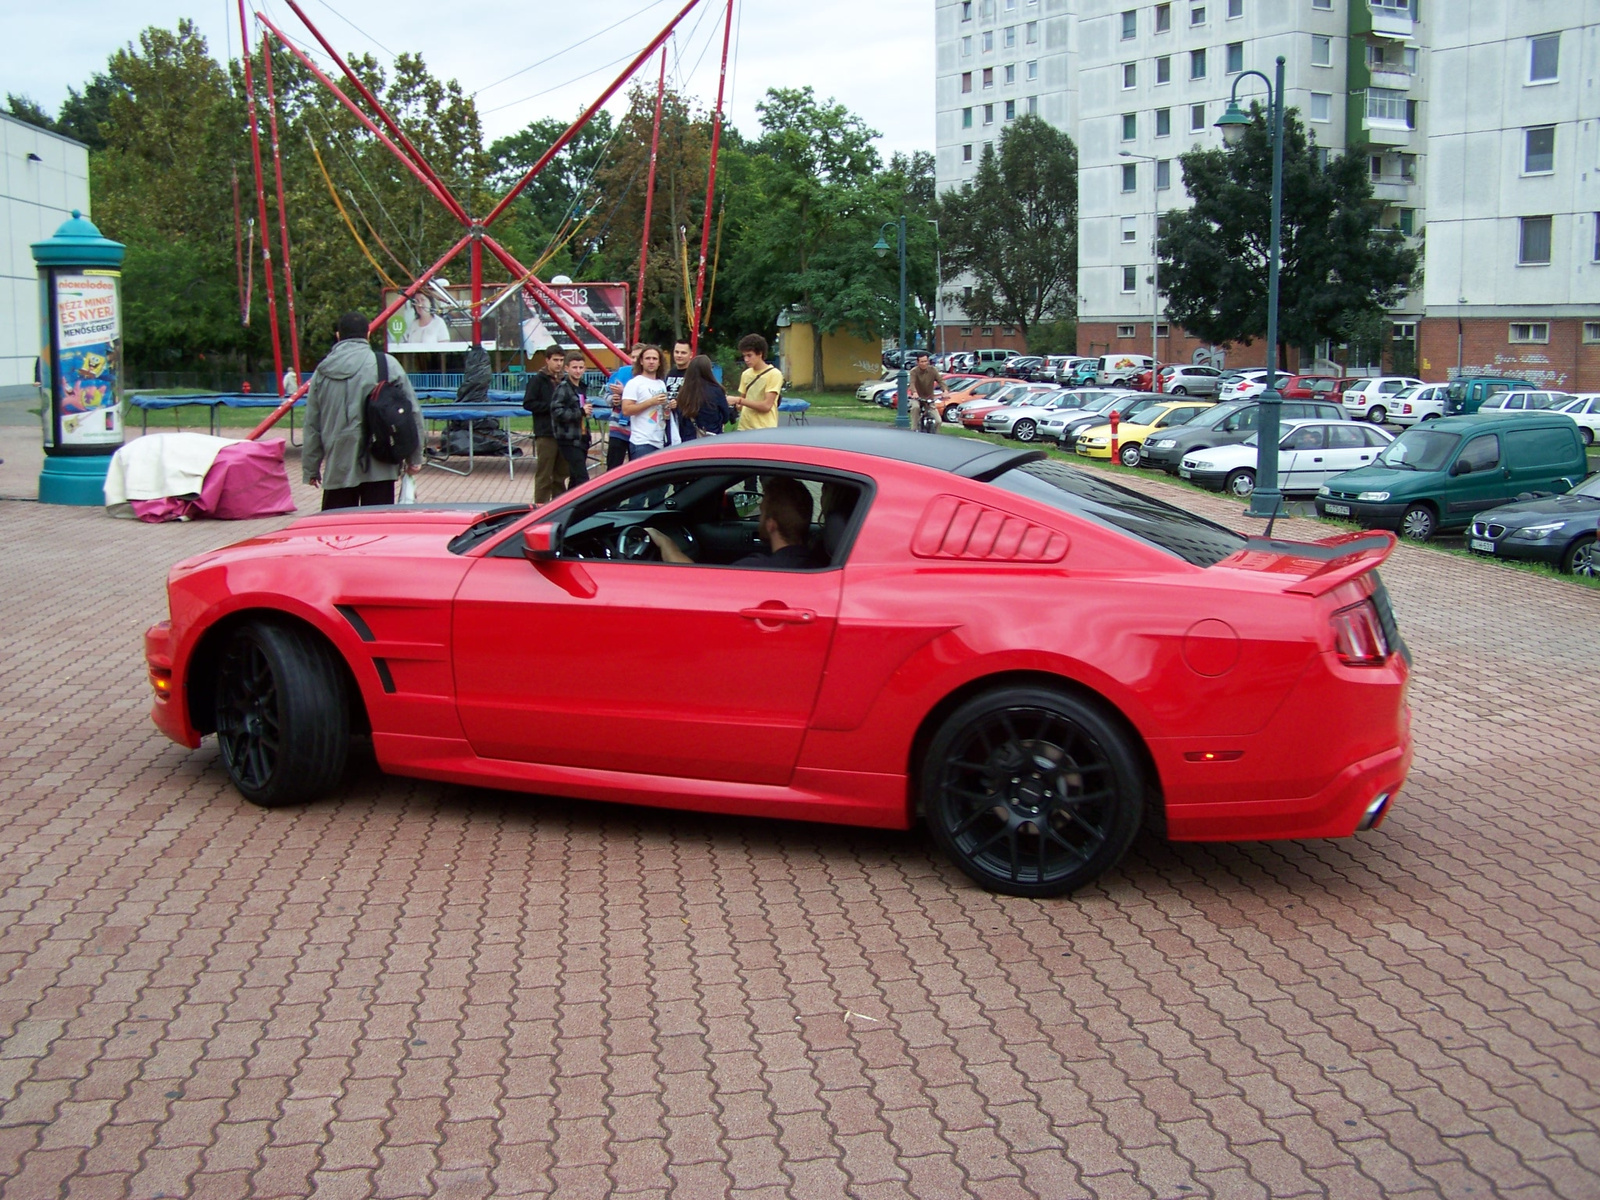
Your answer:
31;210;126;505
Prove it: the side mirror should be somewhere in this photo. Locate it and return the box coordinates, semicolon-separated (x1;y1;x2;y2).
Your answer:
1450;459;1472;477
522;522;563;562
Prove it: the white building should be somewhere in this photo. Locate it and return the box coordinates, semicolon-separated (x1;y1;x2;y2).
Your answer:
1;113;91;399
1075;0;1427;368
1421;2;1600;390
934;0;1078;353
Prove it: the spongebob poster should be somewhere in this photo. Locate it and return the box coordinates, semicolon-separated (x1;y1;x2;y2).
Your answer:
52;271;122;448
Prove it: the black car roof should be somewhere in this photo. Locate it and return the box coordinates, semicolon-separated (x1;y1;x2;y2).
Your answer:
712;426;1046;481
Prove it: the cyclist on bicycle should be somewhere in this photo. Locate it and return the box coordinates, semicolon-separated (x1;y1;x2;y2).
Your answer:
908;352;945;434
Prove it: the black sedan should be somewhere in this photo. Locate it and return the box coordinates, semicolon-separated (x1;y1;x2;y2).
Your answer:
1466;472;1600;576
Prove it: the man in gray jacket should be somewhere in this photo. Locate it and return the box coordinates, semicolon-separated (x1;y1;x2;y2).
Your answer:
304;311;426;509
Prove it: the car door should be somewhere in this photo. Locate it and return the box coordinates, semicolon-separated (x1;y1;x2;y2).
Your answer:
1445;432;1513;523
1276;423;1327;492
1319;423;1379;487
451;466;852;786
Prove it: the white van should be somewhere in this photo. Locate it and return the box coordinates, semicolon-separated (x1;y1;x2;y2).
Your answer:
1096;353;1155;386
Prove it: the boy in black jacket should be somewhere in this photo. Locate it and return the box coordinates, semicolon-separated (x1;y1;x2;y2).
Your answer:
550;355;593;491
523;348;566;502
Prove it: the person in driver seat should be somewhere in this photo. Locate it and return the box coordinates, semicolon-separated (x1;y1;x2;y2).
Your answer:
647;476;814;568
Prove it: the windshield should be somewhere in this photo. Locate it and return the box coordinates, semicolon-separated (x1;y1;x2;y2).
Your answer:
1197;402;1245;428
994;460;1245;567
1377;429;1461;471
1571;473;1600;499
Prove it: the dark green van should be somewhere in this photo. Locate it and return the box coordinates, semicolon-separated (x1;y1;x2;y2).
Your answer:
1443;376;1524;416
1314;413;1589;541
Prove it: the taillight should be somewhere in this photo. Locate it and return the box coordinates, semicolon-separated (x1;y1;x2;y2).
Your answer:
1331;600;1389;667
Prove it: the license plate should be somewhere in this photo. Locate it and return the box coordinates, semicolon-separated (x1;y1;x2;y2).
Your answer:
1324;503;1350;516
1470;538;1495;553
1179;468;1192;478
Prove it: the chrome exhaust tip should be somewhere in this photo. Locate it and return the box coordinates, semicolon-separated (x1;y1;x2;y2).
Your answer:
1357;792;1391;832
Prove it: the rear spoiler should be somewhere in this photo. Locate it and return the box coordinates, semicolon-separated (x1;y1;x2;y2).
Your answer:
1282;531;1397;597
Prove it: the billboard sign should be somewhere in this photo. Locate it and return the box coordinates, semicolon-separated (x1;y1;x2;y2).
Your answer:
383;281;630;357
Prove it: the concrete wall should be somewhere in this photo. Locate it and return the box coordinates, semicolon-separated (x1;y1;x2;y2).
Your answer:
1;114;91;399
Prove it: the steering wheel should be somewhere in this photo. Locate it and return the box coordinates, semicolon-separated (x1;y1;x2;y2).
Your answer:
618;526;657;559
618;524;697;561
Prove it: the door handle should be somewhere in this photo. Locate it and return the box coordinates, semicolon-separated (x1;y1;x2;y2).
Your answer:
739;605;815;625
1313;457;1323;463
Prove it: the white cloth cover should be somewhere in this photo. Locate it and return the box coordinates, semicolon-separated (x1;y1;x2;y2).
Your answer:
104;433;237;512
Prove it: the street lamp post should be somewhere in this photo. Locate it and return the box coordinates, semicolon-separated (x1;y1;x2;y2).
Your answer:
1216;54;1287;521
874;215;911;429
1119;151;1163;390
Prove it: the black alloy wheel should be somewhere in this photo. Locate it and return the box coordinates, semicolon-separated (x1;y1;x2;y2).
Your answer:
922;687;1144;897
215;621;350;808
1563;534;1598;577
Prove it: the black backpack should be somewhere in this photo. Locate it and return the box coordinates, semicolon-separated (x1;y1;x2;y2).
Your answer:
362;351;421;466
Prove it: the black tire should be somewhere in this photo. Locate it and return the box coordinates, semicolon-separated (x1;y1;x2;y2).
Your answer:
1562;534;1598;577
1368;405;1388;425
1400;504;1436;542
1118;442;1142;467
1224;468;1256;498
942;406;961;424
922;686;1145;897
1580;426;1594;447
1169;386;1188;396
214;621;350;808
1014;419;1038;443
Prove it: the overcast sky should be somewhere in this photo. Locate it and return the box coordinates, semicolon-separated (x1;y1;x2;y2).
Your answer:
9;0;935;158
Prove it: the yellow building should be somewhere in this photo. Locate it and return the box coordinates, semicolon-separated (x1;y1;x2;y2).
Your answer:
777;316;881;391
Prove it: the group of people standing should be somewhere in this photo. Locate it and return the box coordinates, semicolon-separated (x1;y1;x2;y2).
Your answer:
525;332;786;505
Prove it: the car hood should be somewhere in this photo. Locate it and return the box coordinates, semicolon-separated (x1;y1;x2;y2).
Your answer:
1183;443;1256;467
1474;493;1600;526
1323;465;1415;492
168;503;524;576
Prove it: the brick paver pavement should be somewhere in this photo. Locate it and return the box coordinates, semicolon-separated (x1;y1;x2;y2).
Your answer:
0;422;1596;1198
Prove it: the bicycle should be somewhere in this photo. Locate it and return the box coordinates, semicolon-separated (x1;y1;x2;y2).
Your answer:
914;395;940;434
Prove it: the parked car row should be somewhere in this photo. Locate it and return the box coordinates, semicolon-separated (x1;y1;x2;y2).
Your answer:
964;381;1596;573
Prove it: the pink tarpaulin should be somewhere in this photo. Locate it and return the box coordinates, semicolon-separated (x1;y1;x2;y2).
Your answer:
127;439;296;523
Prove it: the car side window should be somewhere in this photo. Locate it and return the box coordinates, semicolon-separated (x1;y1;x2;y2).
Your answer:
1506;394;1526;410
1362;426;1391;448
1327;425;1366;449
548;468;870;570
1225;408;1258;432
1283;426;1326;451
1458;435;1500;472
1381;381;1404;394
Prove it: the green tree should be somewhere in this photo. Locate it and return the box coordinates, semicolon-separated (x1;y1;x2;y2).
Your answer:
58;75;120;150
938;115;1078;341
5;94;56;132
1157;107;1417;368
488;109;617;281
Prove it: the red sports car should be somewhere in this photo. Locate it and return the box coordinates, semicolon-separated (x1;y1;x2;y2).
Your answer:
146;428;1413;897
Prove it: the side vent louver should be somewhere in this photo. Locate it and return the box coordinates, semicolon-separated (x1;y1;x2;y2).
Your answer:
911;496;1069;562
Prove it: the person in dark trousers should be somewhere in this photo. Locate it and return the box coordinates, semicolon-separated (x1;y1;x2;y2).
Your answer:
675;354;734;438
550;354;593;492
304;311;425;510
605;344;644;471
524;348;567;503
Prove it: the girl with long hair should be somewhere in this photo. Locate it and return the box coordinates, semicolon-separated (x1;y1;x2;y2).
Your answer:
675;354;735;438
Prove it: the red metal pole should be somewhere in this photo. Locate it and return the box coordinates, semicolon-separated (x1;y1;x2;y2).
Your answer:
257;13;470;226
483;0;706;229
260;38;302;381
690;0;735;353
246;233;471;439
280;0;470;226
633;47;668;346
238;0;286;393
231;173;246;323
482;236;626;365
470;234;484;345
